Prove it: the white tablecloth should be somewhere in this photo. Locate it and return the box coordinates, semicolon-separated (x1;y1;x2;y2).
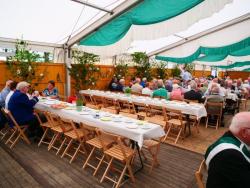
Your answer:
35;99;165;148
80;90;207;119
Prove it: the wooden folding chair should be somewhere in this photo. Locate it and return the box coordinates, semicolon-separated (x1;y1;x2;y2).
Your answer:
117;99;135;114
92;95;104;109
205;102;223;129
195;159;207;188
132;101;150;117
83;127;114;176
81;93;94;104
102;97;119;114
3;109;31;149
60;118;87;163
163;107;187;144
99;130;136;188
47;113;72;154
0;108;12;141
34;110;52;147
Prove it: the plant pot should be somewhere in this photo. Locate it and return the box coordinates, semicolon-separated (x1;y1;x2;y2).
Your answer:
76;105;82;112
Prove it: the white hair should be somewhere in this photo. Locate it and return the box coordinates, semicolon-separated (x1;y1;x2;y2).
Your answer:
189;80;197;90
229;112;250;134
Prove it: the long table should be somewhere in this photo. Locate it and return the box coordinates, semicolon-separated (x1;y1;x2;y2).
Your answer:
80;90;207;119
35;99;165;148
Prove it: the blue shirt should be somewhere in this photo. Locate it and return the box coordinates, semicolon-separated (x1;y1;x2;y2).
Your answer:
8;90;38;125
181;71;192;81
0;87;10;107
42;87;58;98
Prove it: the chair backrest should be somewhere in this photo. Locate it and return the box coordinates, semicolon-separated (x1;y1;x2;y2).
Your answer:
96;129;133;160
59;117;75;134
164;107;184;124
2;108;24;131
81;93;93;103
206;102;223;116
46;112;61;128
195;159;207;188
80;123;96;140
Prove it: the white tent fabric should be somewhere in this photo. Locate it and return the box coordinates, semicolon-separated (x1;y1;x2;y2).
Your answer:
157;18;250;57
77;0;232;57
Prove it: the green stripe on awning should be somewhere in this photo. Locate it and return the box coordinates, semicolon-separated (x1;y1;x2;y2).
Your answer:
155;37;250;63
216;61;250;69
80;0;203;46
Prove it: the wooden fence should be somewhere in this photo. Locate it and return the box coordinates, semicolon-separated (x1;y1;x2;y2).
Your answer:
0;61;66;96
1;61;249;97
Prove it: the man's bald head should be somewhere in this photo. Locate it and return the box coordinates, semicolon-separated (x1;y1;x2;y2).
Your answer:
229;112;250;146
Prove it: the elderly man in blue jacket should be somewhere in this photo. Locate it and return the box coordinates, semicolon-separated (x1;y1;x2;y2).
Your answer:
8;81;42;139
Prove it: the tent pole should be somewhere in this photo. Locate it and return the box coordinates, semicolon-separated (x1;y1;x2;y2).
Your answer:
71;0;113;14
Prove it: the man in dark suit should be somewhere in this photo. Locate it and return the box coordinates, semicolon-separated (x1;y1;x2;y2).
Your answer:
205;112;250;188
8;81;42;139
184;80;203;103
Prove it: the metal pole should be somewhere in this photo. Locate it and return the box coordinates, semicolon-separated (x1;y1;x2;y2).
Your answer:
71;0;113;14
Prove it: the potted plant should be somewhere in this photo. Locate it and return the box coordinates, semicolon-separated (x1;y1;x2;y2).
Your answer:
76;97;85;111
124;87;132;96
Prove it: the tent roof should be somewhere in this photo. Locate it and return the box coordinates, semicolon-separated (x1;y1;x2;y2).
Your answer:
0;0;249;58
0;0;125;44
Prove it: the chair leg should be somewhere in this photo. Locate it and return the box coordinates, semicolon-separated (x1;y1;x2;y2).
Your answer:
127;162;135;183
174;128;183;144
61;138;73;158
5;129;17;145
38;128;49;147
56;137;67;155
205;116;209;128
69;141;86;164
93;154;105;176
116;165;128;188
48;132;59;151
83;147;95;169
164;124;172;142
101;157;113;183
20;128;31;145
10;132;22;149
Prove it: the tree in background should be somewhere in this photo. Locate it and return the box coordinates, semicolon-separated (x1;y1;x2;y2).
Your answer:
6;39;40;83
152;60;168;79
69;50;100;92
131;52;152;80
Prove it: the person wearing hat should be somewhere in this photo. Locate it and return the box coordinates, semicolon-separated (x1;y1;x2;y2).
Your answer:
205;112;250;188
8;81;42;139
42;80;59;99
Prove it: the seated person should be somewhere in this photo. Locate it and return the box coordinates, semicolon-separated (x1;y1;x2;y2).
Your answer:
152;80;168;99
8;81;42;139
184;81;203;103
205;112;250;188
142;82;153;96
131;78;143;94
0;80;13;129
116;79;125;92
0;80;13;107
170;84;183;101
42;80;59;99
5;81;18;109
109;77;118;91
